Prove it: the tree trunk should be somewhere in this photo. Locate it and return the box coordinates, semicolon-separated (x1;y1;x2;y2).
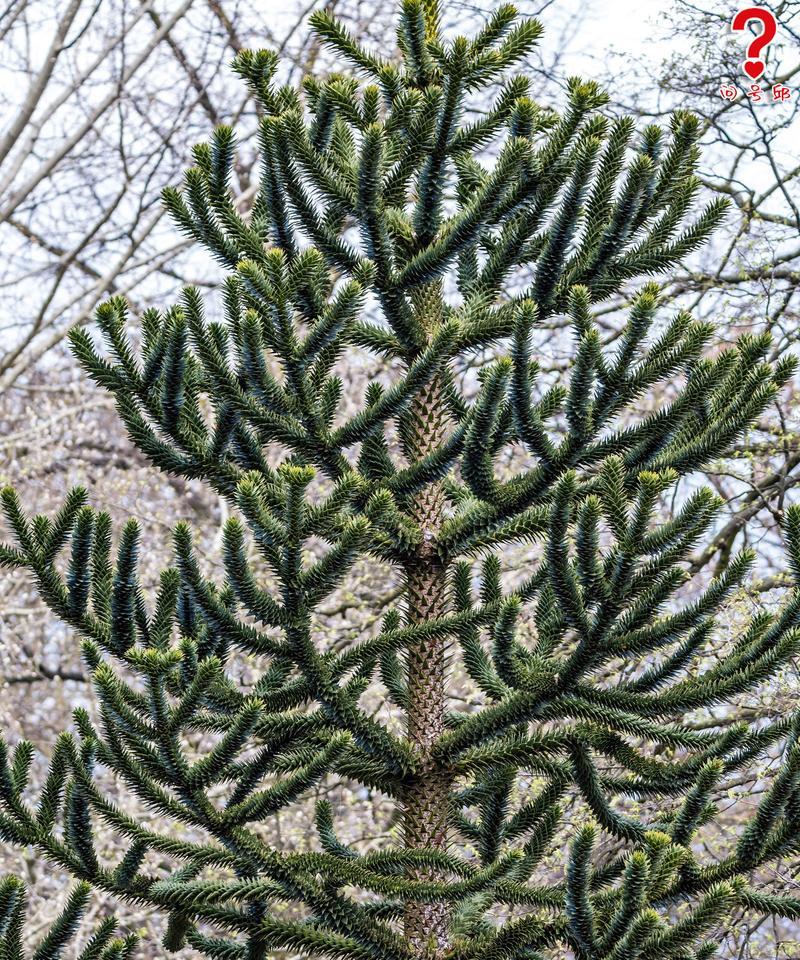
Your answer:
403;282;451;959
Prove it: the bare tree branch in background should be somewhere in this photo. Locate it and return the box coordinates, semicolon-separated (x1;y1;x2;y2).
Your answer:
0;0;418;388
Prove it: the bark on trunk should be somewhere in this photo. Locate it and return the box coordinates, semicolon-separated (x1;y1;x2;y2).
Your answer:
403;283;451;959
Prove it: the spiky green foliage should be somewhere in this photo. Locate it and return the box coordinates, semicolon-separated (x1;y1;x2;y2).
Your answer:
2;2;800;959
0;875;136;960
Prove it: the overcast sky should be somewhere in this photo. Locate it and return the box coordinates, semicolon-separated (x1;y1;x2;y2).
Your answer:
564;0;674;67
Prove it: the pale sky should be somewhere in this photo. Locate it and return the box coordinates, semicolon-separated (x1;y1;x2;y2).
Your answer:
567;0;672;62
549;0;687;89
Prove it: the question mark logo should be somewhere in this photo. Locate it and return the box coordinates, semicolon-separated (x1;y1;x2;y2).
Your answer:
731;7;777;80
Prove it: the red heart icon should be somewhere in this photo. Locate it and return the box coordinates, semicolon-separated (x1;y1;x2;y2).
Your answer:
743;58;765;79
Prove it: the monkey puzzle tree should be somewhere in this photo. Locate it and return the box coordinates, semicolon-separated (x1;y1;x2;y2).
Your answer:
3;2;800;959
